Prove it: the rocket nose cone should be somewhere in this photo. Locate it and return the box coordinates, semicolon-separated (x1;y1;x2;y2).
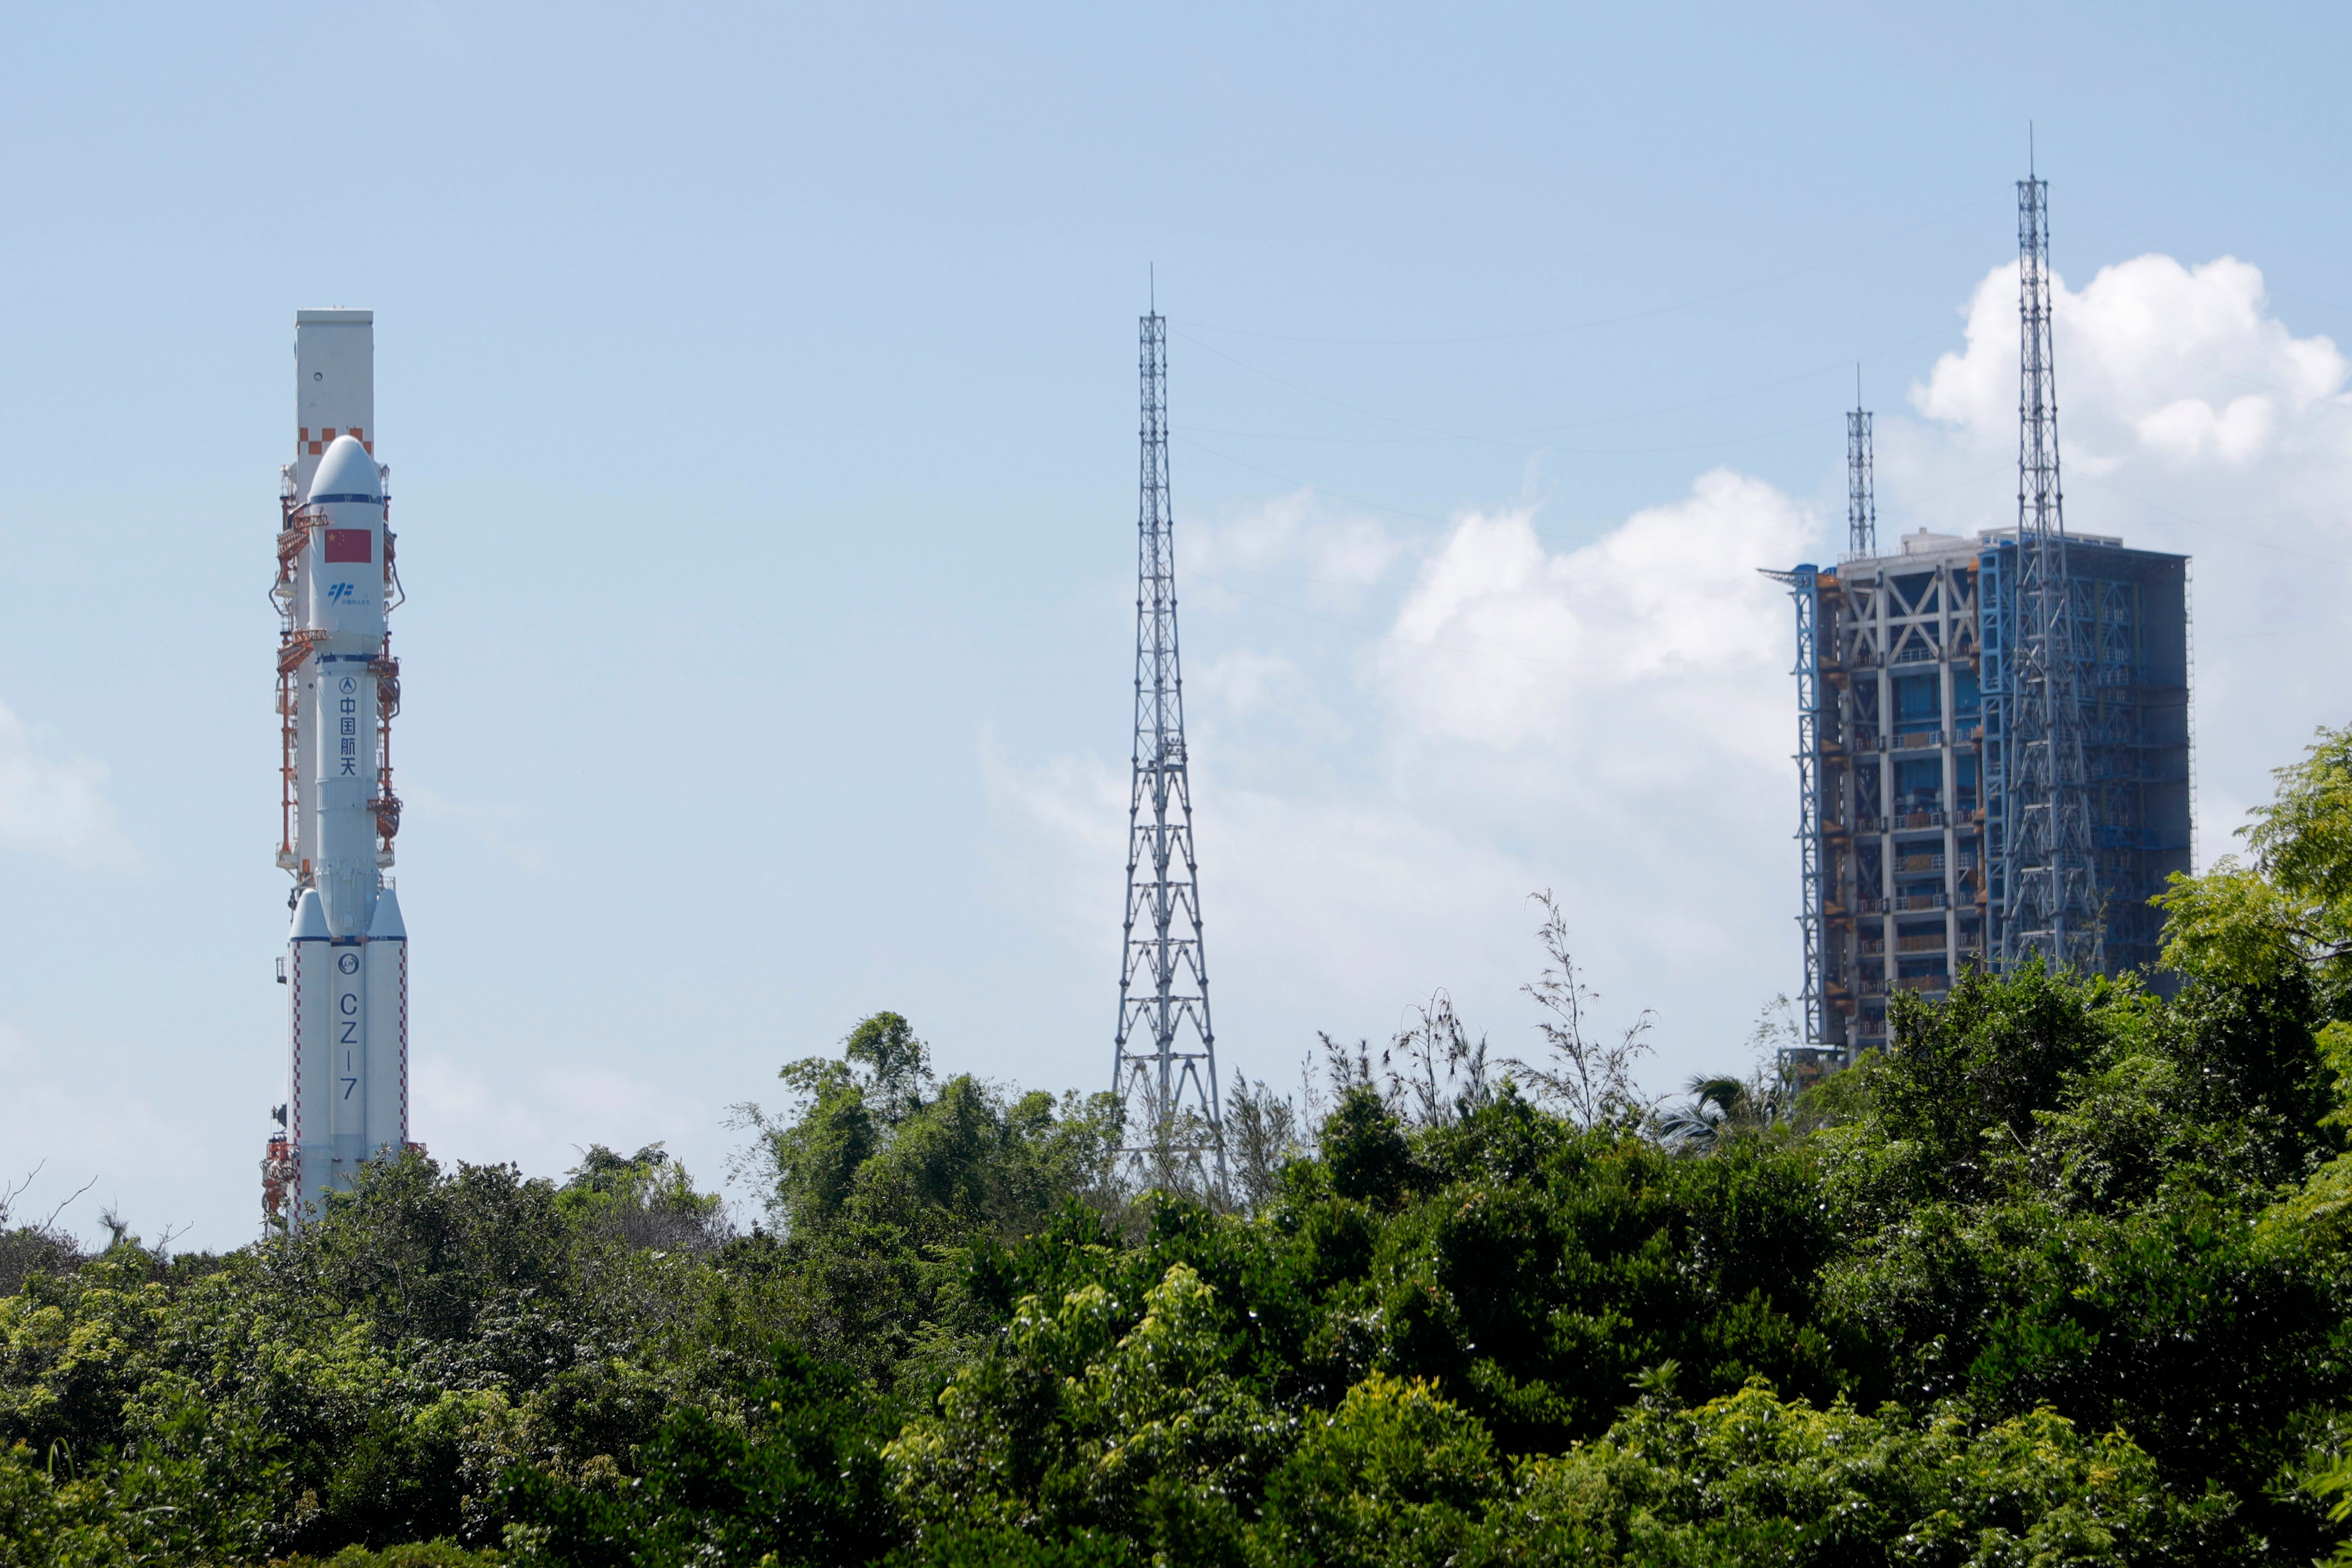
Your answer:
289;888;329;940
310;435;381;503
366;886;406;940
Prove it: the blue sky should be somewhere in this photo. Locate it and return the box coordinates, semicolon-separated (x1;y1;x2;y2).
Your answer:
4;3;2350;1248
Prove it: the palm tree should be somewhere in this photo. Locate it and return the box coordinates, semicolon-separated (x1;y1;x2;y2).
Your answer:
1654;1070;1787;1154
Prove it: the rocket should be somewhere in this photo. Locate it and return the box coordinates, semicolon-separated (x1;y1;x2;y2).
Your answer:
261;310;410;1224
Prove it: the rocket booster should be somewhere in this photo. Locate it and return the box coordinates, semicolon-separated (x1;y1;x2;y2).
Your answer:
266;310;409;1224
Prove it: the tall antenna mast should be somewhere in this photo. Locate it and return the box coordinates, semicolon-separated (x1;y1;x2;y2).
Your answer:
1114;307;1226;1189
1995;166;2101;973
1846;371;1876;557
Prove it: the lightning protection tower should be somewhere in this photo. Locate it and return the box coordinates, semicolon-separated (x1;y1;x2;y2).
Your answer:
1991;166;2103;974
1847;380;1876;558
1114;308;1227;1190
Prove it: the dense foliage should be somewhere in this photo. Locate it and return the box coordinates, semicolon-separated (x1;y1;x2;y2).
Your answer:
8;724;2352;1564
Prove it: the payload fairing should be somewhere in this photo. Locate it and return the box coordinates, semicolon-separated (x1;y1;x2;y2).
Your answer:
261;310;410;1224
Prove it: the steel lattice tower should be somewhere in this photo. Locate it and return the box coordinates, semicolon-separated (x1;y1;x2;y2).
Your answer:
1767;386;1873;1071
1846;382;1876;557
1114;310;1226;1188
1994;170;2103;973
1764;564;1826;1071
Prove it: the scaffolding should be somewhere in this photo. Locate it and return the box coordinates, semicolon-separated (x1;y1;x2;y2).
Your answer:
1773;172;2190;1062
1765;565;1828;1082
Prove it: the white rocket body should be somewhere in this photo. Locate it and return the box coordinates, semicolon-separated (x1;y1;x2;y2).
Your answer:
304;439;387;938
271;310;408;1224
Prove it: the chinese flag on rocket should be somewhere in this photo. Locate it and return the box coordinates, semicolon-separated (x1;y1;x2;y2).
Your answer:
324;529;373;563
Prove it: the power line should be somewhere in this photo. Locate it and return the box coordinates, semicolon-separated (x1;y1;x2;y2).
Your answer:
1171;324;1947;452
1172;187;2010;347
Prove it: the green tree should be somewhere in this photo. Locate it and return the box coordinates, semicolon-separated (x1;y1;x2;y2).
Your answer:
889;1262;1291;1564
1472;1380;2224;1564
1252;1373;1498;1568
725;1014;1123;1388
2158;720;2352;992
502;1344;897;1568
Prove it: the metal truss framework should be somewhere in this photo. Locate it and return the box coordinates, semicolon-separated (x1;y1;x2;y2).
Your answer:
1765;565;1827;1075
1846;397;1876;558
1773;394;1880;1079
1114;311;1226;1188
1991;174;2103;974
1827;553;1988;1054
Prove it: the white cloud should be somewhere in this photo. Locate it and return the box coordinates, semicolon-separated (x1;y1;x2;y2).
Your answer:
0;700;135;871
1913;251;2352;479
1379;471;1813;760
2134;394;2274;465
1186;489;1405;613
1364;472;1821;1021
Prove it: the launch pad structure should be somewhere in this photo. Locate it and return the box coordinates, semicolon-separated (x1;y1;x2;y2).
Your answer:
1772;174;2193;1079
260;310;414;1225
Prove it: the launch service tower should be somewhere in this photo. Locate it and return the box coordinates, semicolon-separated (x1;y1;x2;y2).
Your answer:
261;310;410;1223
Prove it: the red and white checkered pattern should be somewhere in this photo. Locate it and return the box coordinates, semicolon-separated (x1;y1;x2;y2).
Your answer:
299;426;372;457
